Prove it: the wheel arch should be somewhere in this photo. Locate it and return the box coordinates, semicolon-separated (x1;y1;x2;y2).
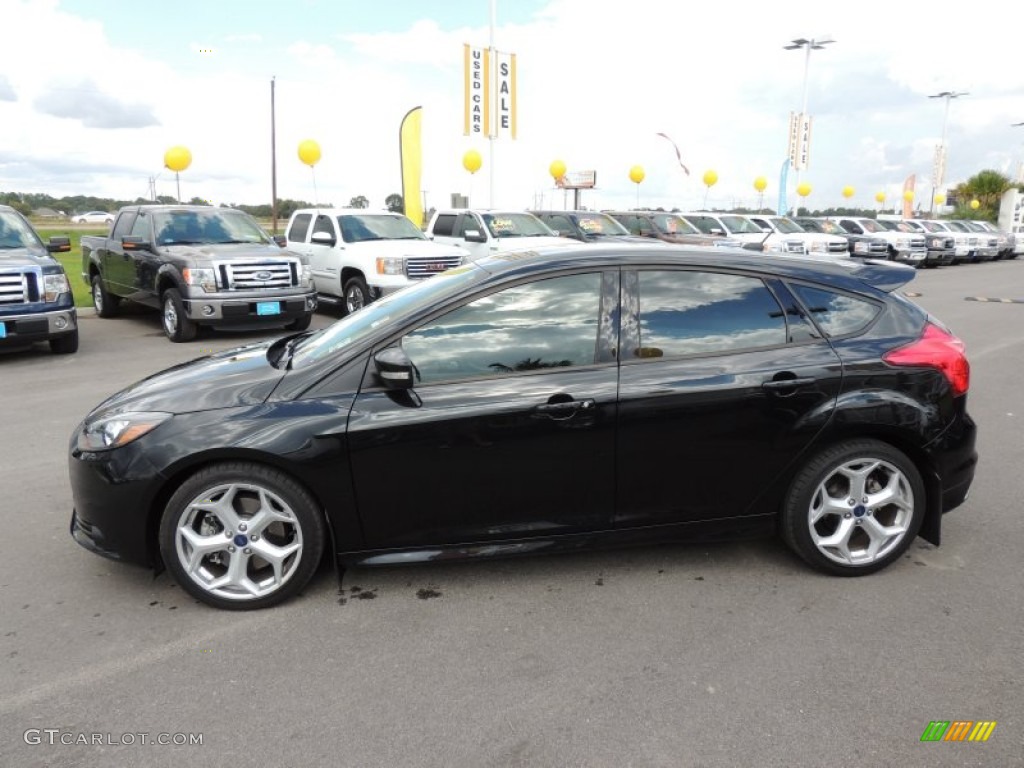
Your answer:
340;267;365;287
146;449;340;570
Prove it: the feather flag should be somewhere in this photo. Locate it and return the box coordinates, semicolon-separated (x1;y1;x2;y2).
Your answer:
656;133;690;175
400;106;424;228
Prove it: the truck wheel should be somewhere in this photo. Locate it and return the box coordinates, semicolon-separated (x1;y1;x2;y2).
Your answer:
286;313;313;331
91;275;120;317
161;288;198;342
342;276;369;316
49;328;79;354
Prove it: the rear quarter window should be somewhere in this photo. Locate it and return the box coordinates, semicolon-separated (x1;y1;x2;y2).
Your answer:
288;213;312;243
790;284;880;338
432;214;456;237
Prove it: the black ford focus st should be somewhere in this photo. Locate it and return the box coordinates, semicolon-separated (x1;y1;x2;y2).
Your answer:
69;247;977;609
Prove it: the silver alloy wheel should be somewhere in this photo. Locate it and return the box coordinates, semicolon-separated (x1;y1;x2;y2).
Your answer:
173;482;304;601
345;286;365;314
92;281;103;313
808;457;914;566
162;295;178;337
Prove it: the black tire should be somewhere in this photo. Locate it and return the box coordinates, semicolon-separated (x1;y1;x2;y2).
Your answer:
286;312;313;331
49;328;79;354
91;274;120;318
342;275;370;316
158;462;325;610
781;439;925;576
161;288;198;342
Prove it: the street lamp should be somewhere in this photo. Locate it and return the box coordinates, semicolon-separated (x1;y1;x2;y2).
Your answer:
784;36;835;204
928;90;968;215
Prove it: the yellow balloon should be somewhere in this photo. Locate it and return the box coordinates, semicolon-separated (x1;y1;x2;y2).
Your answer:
163;146;192;173
970;199;980;210
549;159;566;180
297;139;321;167
753;176;767;192
874;191;886;204
703;170;718;187
462;149;482;174
842;185;855;199
934;194;946;205
629;165;645;184
902;190;914;202
797;182;812;198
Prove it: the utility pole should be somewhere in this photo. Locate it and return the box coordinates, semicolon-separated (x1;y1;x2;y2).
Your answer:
270;76;278;233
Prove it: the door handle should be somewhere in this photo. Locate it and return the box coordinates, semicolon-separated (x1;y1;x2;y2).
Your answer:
532;398;595;420
762;376;816;391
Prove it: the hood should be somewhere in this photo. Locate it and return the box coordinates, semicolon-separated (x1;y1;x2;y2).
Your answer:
584;234;658;245
493;235;579;250
160;242;297;263
87;339;286;419
347;239;466;258
0;244;58;269
798;233;848;245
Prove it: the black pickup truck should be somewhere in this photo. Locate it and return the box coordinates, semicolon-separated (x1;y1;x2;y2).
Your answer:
0;204;78;354
81;205;316;342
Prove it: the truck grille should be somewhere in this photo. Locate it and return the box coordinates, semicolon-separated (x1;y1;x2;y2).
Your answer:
827;241;848;253
867;239;888;254
217;261;296;290
909;237;926;249
405;255;462;279
0;271;30;305
784;240;805;254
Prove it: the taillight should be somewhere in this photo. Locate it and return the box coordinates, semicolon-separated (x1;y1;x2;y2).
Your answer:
883;323;970;396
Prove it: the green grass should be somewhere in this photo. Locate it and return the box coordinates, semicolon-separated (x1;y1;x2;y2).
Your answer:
34;225;102;308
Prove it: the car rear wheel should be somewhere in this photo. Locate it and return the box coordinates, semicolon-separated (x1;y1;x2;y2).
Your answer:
159;463;325;610
49;328;79;354
91;275;120;317
781;439;924;576
343;275;369;316
161;288;197;342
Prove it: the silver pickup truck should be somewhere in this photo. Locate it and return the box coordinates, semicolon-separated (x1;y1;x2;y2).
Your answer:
82;205;316;342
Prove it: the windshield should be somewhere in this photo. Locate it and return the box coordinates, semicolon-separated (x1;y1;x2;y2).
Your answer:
920;221;947;232
856;219;885;233
290;264;486;368
0;210;44;249
338;213;426;243
770;217;805;234
719;215;763;234
945;221;970;232
795;219;824;233
574;213;630;236
962;221;986;232
154;209;272;246
652;214;699;235
482;213;555;238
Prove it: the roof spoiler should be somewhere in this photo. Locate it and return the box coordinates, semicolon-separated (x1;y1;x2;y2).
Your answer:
852;259;917;293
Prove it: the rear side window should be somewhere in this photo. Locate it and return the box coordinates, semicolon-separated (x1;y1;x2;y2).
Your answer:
431;214;456;237
790;284;880;338
288;213;311;243
636;270;787;358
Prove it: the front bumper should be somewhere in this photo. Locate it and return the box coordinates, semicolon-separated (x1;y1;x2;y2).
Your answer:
181;291;317;323
892;248;927;265
924;248;956;266
0;305;78;346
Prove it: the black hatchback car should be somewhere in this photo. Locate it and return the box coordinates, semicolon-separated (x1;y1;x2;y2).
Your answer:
69;247;977;609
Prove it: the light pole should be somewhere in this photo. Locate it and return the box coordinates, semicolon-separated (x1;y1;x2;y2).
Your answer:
928;90;968;215
784;36;834;201
1013;122;1024;184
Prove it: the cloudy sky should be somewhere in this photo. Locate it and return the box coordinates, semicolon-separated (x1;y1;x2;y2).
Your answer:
2;0;1023;215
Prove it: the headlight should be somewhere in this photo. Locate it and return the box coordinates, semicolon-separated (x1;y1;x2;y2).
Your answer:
808;241;828;252
852;241;869;253
77;411;172;452
182;267;217;293
763;242;786;253
929;237;942;248
376;257;405;275
300;262;313;286
43;272;71;302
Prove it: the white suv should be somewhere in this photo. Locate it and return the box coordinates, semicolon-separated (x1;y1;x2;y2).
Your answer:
746;214;849;256
286;209;464;314
426;210;574;262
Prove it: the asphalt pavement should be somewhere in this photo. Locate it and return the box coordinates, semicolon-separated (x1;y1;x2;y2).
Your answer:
1;262;1022;767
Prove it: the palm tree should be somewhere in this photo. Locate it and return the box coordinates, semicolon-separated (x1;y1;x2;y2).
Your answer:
952;170;1012;221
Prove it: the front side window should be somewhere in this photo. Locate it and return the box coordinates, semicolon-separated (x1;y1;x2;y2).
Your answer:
635;270;787;358
312;215;336;238
129;213;150;238
402;273;604;384
790;284;880;338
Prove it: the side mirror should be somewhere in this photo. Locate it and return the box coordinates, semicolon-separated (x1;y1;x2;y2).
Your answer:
374;347;415;390
310;231;336;246
122;236;151;251
463;229;488;243
46;236;71;253
272;234;286;247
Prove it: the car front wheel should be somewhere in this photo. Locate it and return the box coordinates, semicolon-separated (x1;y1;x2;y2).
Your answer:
161;288;197;342
343;276;369;316
781;439;925;576
158;463;325;610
